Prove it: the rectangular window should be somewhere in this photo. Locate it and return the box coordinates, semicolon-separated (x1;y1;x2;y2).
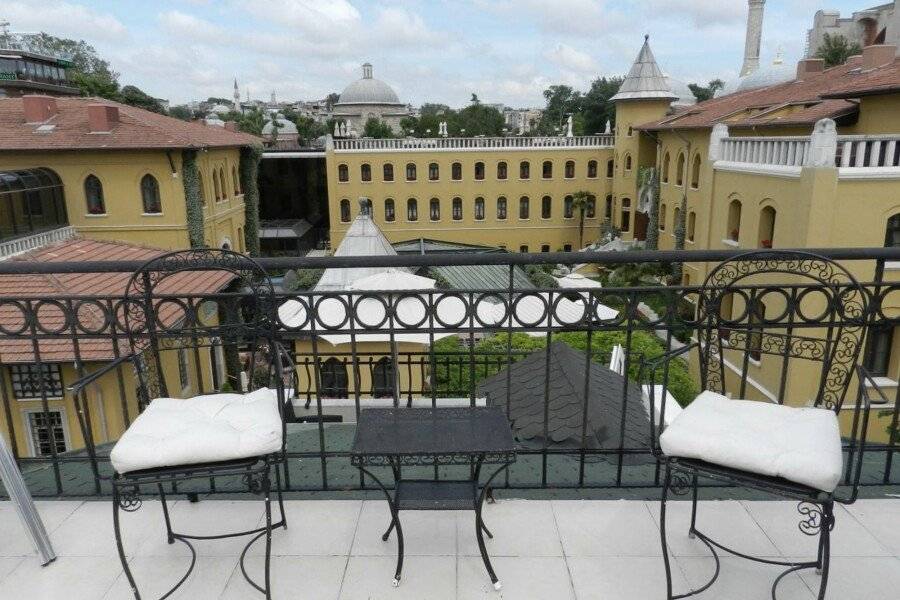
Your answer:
28;410;67;456
519;161;530;179
10;364;63;399
383;163;394;182
497;162;508;180
864;325;894;376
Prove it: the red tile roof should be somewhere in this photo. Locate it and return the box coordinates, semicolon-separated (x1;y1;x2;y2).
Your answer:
0;238;234;363
637;55;900;131
0;96;261;152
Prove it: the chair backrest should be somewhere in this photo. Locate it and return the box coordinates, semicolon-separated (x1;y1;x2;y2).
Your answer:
121;249;292;440
697;250;868;412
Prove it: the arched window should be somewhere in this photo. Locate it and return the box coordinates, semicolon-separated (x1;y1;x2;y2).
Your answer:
676;152;686;186
519;161;530;179
687;211;696;242
428;162;439;181
232;165;240;194
339;198;351;222
452;162;462;180
586;195;596;218
383;163;394;181
519;196;529;219
212;168;221;200
84;175;105;214
384;198;395;222
673;206;681;234
338;164;349;182
406;163;417;181
542;160;552;178
497;161;508;180
519;245;529;253
219;167;227;199
659;203;667;231
198;171;207;206
474;197;485;220
140;174;161;214
565;160;575;178
407;198;418;221
627;126;633;137
604;159;612;178
727;199;742;241
361;163;372;182
605;195;613;221
452;197;463;220
564;195;574;219
758;206;776;248
497;196;507;220
624;154;632;171
691;154;701;189
541;195;552;219
885;213;900;247
662;152;670;183
429;198;440;221
474;161;485;180
587;159;598;178
621;198;631;231
371;357;395;398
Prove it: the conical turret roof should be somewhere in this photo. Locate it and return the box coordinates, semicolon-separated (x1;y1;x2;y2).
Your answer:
611;36;677;102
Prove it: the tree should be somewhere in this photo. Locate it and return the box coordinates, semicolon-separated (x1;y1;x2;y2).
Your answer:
363;118;395;138
470;93;480;105
536;85;582;135
571;190;592;249
120;85;165;114
815;33;863;68
205;97;233;106
168;105;196;121
687;79;724;102
581;76;622;134
325;92;341;110
455;103;504;136
237;108;267;135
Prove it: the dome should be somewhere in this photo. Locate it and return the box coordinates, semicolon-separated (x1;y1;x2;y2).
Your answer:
664;76;697;107
716;55;795;97
262;115;298;135
336;63;401;106
204;113;225;127
210;103;232;115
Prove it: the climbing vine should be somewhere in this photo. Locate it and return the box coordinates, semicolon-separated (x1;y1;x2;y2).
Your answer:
181;149;205;248
639;166;659;250
239;144;263;256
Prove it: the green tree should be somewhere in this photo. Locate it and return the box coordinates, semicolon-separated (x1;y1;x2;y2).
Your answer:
571;190;592;249
325;92;341;110
687;79;724;102
68;70;119;99
168;105;196;121
363;118;395;138
237;108;267;135
120;85;165;113
536;85;582;135
581;76;622;134
815;33;862;68
456;103;504;136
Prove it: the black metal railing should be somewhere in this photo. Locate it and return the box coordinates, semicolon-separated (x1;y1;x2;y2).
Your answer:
0;247;898;497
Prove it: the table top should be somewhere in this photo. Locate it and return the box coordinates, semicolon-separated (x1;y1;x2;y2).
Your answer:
350;406;517;467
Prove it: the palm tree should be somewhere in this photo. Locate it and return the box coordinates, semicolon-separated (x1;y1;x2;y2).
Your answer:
815;33;862;68
571;190;592;249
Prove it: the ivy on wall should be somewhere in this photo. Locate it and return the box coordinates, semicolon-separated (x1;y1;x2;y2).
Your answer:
181;149;206;248
639;166;659;251
240;145;263;256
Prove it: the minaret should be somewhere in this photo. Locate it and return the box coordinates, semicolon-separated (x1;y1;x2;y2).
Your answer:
233;78;240;111
362;62;373;79
740;0;766;77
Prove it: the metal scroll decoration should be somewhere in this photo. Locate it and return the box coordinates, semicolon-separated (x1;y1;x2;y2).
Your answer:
797;501;833;536
118;485;143;512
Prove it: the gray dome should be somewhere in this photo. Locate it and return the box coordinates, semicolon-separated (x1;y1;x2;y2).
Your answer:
664;76;697;107
336;63;401;105
716;56;795;97
210;103;232;115
262;116;298;135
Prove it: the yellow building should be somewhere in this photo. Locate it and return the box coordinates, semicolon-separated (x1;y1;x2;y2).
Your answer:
0;95;262;254
324;136;616;253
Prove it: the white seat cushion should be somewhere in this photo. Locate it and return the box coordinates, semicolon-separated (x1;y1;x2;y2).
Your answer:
659;390;843;492
110;388;283;474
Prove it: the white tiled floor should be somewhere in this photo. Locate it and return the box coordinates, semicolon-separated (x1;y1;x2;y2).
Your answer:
0;498;898;599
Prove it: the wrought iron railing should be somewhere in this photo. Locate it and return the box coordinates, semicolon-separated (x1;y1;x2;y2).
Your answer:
0;247;898;497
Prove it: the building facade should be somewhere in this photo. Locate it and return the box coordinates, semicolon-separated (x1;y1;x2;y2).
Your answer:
806;2;899;56
331;63;411;136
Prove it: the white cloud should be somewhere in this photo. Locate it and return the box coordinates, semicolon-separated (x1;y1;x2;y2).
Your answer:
546;44;599;73
158;10;225;44
3;0;127;42
642;0;746;29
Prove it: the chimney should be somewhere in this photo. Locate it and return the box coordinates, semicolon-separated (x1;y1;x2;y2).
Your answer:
862;45;897;70
23;95;58;123
796;58;825;78
87;104;120;133
224;120;238;132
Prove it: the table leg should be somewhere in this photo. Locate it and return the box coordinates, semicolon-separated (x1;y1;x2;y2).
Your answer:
359;466;405;586
475;463;510;591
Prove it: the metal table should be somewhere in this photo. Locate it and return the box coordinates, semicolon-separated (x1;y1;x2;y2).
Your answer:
351;406;517;589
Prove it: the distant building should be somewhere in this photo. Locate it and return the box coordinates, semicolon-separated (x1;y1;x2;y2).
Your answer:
503;107;542;134
806;2;899;57
0;46;79;98
331;63;411;136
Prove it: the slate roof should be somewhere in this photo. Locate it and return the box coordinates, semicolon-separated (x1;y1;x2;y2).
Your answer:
0;238;234;363
477;342;651;455
0;97;260;152
610;36;677;102
636;54;900;131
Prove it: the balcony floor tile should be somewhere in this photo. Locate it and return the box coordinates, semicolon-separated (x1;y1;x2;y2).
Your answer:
456;500;563;557
552;500;661;556
843;499;900;556
457;555;574;600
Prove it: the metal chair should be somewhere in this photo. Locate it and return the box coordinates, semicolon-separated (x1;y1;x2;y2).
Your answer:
641;250;874;600
69;249;292;599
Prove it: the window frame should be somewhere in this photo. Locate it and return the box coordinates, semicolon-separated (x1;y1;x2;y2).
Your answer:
84;174;105;215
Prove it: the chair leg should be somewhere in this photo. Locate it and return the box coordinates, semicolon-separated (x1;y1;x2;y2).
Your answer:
275;462;288;530
815;501;833;600
688;472;699;539
660;463;675;600
112;486;142;600
263;471;273;600
158;483;174;544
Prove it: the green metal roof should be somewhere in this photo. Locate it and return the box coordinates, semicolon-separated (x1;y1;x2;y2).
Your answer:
428;263;534;291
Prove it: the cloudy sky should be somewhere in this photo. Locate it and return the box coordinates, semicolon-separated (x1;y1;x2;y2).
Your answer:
4;0;868;108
